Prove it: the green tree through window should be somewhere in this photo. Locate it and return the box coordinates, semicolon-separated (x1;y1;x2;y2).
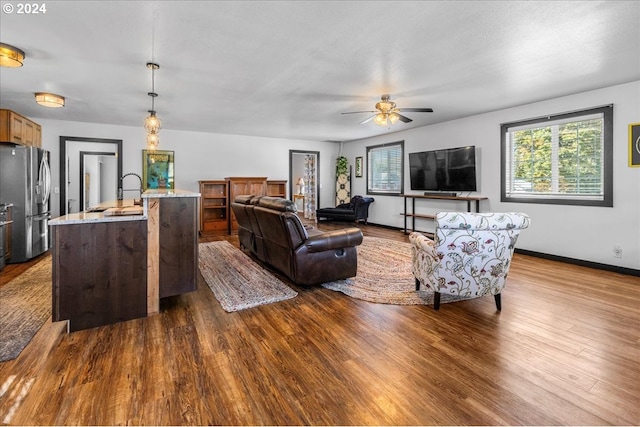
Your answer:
367;141;404;195
502;105;612;206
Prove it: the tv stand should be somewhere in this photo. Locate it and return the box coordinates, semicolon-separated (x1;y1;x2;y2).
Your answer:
424;191;457;197
401;193;488;235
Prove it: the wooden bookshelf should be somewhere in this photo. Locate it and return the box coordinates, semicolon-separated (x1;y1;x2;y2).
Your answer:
266;180;287;198
199;180;229;235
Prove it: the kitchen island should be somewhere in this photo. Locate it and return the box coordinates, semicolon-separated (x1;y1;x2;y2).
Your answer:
49;189;200;332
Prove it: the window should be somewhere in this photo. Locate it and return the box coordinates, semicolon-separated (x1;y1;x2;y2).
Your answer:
501;105;613;207
367;141;404;195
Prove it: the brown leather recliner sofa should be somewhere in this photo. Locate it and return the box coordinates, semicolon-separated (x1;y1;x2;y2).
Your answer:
231;195;363;286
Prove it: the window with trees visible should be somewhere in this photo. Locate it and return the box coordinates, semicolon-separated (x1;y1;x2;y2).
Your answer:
367;141;404;195
501;105;612;207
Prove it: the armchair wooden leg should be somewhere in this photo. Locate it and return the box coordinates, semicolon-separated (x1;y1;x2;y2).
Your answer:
433;292;441;310
415;278;420;291
494;293;502;311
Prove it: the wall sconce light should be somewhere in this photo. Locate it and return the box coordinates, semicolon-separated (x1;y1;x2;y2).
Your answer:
0;43;25;67
35;92;65;108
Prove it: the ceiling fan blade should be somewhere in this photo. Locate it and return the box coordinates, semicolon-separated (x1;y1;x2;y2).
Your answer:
396;114;412;123
341;110;377;115
360;115;376;124
398;107;433;113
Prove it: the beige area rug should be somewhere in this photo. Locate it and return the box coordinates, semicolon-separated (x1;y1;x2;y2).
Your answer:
198;241;298;312
0;257;52;362
321;236;469;306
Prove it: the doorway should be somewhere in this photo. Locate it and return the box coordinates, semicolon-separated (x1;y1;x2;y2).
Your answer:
59;136;122;215
79;152;118;211
289;150;319;220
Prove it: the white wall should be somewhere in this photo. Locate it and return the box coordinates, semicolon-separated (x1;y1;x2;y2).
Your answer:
339;81;640;270
37;119;340;220
35;81;639;270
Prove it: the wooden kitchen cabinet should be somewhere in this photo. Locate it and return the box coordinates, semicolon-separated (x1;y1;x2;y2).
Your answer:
0;109;42;147
158;196;198;298
52;219;148;332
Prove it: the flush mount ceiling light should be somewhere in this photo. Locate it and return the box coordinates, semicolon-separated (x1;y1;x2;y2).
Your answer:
0;43;25;67
35;92;65;108
144;62;161;150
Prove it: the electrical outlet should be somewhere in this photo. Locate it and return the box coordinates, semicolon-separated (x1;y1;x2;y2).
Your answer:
613;245;622;258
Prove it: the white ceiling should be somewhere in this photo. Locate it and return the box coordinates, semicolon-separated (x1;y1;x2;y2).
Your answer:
1;1;639;143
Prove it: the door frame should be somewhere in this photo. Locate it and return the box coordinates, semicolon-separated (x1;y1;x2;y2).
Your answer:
289;150;320;209
59;136;122;215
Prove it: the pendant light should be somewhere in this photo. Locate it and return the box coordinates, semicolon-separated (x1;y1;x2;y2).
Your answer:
144;62;161;150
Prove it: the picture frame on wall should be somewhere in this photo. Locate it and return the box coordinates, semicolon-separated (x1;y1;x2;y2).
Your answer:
142;149;175;190
630;123;640;167
355;156;363;177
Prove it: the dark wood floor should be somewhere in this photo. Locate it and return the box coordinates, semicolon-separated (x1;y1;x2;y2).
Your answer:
1;221;639;425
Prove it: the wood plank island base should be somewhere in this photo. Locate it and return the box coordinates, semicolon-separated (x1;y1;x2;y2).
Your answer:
49;189;200;332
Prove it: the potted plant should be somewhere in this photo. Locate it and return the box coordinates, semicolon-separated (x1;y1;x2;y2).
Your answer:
336;156;348;177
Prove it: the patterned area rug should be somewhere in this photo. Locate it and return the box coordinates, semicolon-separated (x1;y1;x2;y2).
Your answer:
199;241;298;312
0;256;52;362
322;236;468;306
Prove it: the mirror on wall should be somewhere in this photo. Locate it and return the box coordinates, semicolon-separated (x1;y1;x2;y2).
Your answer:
59;136;122;215
289;150;320;218
79;152;118;211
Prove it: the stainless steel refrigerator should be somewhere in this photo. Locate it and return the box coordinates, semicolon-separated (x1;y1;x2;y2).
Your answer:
0;144;51;263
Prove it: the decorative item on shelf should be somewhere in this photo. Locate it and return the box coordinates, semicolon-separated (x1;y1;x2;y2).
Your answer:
629;123;640;167
34;92;65;108
142;149;174;190
0;43;25;67
144;62;161;150
297;177;304;195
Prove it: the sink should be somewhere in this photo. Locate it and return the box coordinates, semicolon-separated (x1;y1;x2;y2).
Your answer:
103;206;144;216
85;207;108;212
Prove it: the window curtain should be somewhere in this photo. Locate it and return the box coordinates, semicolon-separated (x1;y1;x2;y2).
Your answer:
303;154;316;220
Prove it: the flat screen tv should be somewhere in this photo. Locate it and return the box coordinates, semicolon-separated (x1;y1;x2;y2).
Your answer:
409;146;477;193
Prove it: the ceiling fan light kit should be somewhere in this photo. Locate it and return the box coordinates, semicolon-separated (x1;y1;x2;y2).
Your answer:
0;43;25;67
374;112;400;127
343;94;433;127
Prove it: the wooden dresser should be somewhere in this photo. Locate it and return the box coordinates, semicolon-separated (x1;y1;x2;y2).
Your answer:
226;177;268;232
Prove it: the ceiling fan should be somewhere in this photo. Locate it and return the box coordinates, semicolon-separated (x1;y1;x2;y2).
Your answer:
341;94;433;127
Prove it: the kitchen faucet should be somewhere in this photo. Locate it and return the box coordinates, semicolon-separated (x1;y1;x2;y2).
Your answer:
118;173;143;205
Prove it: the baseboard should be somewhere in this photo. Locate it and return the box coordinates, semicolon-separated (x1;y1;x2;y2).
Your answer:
514;249;639;277
364;222;640;277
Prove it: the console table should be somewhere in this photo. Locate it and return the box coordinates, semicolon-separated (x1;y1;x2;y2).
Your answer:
401;194;488;235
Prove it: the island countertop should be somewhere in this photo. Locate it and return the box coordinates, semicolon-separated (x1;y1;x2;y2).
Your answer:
49;199;146;226
50;189;201;226
51;189;199;332
142;188;200;198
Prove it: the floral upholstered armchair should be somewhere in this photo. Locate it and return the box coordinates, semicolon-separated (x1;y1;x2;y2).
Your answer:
409;212;530;310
